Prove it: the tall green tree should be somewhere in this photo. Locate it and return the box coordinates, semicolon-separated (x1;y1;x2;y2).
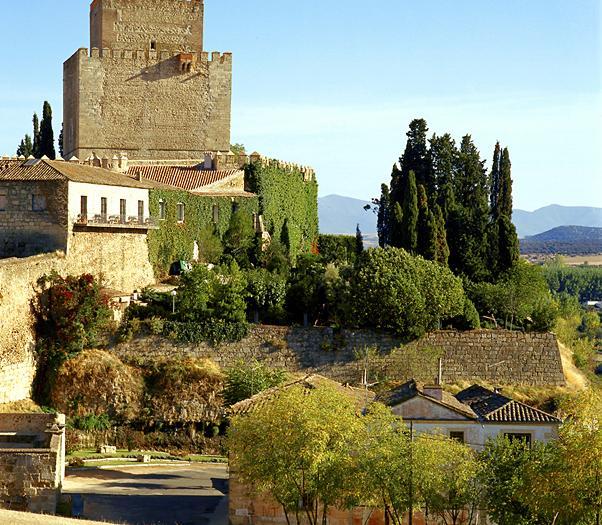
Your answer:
397;119;433;197
377;183;392;248
489;142;502;219
16;134;33;157
430;133;458;217
400;170;419;253
355;224;364;258
434;204;450;266
39;101;56;159
447;135;490;280
497;148;513;218
32;112;40;158
417;184;437;260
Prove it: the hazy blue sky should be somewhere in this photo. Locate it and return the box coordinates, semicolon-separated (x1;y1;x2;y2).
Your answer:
0;0;600;210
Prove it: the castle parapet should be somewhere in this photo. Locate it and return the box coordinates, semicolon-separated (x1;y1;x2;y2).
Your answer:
68;47;232;66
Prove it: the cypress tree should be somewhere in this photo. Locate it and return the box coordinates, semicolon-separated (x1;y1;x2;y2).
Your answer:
497;215;520;272
401;170;418;253
489;142;502;219
417;184;436;260
16;135;33;157
398;119;434;196
32;113;40;158
355;224;364;258
434;205;450;266
377;183;392;248
58;123;64;158
497;148;513;218
447;135;489;280
391;202;404;248
39;101;56;159
430;133;457;217
495;148;519;274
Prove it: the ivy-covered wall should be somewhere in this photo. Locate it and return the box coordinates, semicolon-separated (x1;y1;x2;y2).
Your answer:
246;161;319;261
148;189;259;275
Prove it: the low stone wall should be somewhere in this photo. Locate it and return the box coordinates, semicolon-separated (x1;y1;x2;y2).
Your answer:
0;413;66;515
115;326;566;387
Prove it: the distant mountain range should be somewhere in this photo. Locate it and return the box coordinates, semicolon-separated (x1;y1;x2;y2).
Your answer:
521;226;602;255
319;195;602;240
513;205;602;238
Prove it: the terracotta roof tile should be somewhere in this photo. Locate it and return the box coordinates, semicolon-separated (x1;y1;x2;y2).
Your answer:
456;385;561;423
0;159;164;189
127;165;243;192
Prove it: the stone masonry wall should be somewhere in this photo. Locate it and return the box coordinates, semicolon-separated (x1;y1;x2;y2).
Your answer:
0;231;155;404
116;326;566;387
90;0;204;53
63;48;232;161
0;413;66;515
0;181;69;258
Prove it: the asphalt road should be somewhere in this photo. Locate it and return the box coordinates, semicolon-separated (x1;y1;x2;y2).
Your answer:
63;464;229;525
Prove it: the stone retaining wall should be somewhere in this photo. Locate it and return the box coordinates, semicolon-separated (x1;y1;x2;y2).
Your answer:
0;236;154;404
0;413;65;515
116;326;566;387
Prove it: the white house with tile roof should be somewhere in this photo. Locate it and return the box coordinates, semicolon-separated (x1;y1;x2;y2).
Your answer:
378;380;561;449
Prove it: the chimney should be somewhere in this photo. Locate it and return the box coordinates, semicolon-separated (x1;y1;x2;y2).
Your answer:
136;170;143;182
101;156;110;170
423;385;443;402
204;152;213;170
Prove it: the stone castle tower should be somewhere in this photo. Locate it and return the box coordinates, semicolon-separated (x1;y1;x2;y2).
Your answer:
63;0;232;161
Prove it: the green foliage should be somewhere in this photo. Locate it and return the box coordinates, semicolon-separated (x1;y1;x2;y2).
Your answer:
196;225;224;264
246;268;287;323
174;262;249;345
223;360;288;406
34;272;111;361
351;248;465;339
381;120;519;283
39;101;56;159
449;297;481;330
228;385;365;525
69;413;112;432
481;437;543;525
223;209;256;268
16;134;33;157
148;188;258;275
543;261;602;303
468;260;559;331
246;161;318;262
317;234;358;265
285;255;327;325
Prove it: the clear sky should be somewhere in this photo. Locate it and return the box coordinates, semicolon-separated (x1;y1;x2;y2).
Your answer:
0;0;600;210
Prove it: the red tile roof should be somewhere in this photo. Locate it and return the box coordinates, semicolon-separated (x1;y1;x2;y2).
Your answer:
456;385;561;423
127;165;243;192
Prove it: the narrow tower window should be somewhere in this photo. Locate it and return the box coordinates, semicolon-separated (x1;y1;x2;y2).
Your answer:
150;40;157;51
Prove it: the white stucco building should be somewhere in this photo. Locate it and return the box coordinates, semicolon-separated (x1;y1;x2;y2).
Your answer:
378;381;561;448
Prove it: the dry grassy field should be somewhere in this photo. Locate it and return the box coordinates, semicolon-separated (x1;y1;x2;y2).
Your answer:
563;254;602;266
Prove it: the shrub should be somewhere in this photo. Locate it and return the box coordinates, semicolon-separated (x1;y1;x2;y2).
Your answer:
317;234;358;265
351;248;465;339
449;297;481;330
469;261;559;331
223;360;288;406
50;349;144;423
145;358;224;425
34;272;111;359
246;268;287;323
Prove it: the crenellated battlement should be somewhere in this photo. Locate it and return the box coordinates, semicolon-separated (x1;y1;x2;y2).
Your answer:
203;151;316;182
68;47;231;66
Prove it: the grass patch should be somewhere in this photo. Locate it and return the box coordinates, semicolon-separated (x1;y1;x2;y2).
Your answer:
67;448;227;465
